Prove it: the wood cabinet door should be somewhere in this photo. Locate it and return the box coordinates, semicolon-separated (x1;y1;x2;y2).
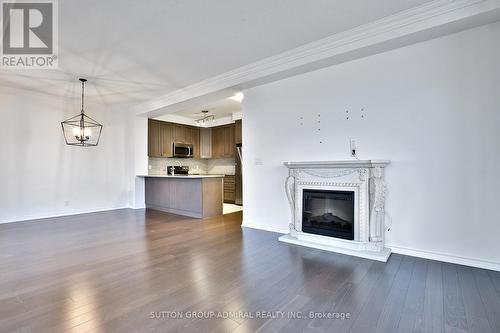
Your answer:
200;127;212;158
223;124;235;158
191;127;200;158
173;125;186;143
211;127;224;158
235;120;242;145
184;127;194;145
148;119;161;157
160;122;173;157
210;124;235;158
224;175;236;203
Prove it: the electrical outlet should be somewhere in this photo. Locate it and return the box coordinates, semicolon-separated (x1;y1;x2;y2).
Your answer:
148;165;152;170
349;138;357;157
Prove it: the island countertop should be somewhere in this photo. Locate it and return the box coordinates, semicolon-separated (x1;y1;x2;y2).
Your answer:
137;174;225;179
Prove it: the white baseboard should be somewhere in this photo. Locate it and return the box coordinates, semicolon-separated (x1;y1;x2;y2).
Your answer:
241;222;289;234
388;244;500;272
240;222;500;271
0;206;132;224
131;204;146;209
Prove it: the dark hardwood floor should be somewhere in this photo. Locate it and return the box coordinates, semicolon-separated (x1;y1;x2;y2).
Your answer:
1;209;500;333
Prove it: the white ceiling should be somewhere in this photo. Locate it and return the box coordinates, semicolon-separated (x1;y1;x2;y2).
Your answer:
172;97;242;119
0;0;433;109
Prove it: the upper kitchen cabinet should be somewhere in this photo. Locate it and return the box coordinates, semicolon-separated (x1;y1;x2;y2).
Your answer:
149;120;174;158
160;122;173;157
212;124;235;158
191;127;200;158
235;120;242;145
211;126;224;158
200;128;212;159
148;120;200;158
148;119;162;157
173;124;199;146
224;124;235;157
173;124;188;143
148;119;234;159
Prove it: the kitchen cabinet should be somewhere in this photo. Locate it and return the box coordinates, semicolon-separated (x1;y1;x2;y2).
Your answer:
160;122;173;157
223;175;235;203
173;125;199;146
211;126;224;158
148;120;235;159
212;124;235;158
191;127;200;158
224;124;235;157
200;128;212;158
148;119;161;157
144;175;224;218
149;120;174;158
173;124;188;143
235;120;242;145
148;120;200;158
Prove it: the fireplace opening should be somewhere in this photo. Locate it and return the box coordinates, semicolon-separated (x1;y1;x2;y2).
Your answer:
302;189;354;240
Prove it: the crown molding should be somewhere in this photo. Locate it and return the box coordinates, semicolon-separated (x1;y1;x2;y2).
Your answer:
134;0;500;116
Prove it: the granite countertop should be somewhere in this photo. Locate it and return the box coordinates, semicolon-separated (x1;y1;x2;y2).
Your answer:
137;174;225;179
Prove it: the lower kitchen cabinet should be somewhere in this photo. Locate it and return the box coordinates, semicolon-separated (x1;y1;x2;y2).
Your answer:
144;175;223;218
223;175;235;203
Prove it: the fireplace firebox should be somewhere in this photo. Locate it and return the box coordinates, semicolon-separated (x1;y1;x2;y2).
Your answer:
302;189;355;240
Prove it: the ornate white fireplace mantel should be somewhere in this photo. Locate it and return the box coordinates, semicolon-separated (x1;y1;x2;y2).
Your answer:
279;160;391;262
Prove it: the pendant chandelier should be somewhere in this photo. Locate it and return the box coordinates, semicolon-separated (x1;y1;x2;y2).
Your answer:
61;78;103;147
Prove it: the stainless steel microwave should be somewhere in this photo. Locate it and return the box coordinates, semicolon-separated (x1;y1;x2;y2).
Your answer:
173;142;193;158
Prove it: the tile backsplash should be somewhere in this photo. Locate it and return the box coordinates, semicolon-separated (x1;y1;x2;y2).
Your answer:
207;158;236;175
148;157;235;175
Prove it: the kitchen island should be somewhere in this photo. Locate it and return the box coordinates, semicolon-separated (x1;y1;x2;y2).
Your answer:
137;174;224;218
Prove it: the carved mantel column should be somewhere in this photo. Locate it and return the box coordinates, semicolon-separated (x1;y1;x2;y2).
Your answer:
369;167;387;243
285;169;297;236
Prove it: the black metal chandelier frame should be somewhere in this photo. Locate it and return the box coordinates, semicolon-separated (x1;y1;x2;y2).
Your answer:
61;78;103;147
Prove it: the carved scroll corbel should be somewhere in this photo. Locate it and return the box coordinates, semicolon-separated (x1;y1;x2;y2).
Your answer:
358;168;368;181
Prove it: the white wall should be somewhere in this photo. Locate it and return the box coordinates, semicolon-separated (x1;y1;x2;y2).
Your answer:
0;89;140;223
242;22;500;266
130;115;148;209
